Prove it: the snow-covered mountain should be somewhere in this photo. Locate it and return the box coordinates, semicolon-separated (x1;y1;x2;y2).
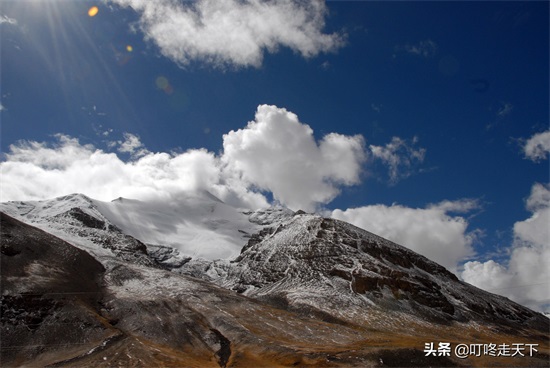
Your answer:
220;214;546;331
0;192;292;264
1;193;549;367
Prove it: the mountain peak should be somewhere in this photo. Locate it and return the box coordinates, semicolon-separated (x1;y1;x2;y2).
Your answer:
1;194;549;367
222;215;548;332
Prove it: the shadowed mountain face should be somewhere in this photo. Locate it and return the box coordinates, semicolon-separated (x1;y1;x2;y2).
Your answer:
0;213;110;365
1;195;549;367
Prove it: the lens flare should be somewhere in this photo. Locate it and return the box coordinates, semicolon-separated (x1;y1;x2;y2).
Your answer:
88;6;99;17
126;45;133;52
156;76;169;90
155;76;174;95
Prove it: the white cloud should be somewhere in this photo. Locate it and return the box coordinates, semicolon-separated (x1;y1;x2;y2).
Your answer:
117;132;150;158
461;260;512;293
524;129;550;162
0;134;236;205
428;198;481;214
464;131;550;313
524;182;550;211
369;136;426;185
1;103;432;227
0;15;17;26
108;0;344;68
331;199;478;273
462;182;550;313
0;105;369;212
514;183;550;247
222;105;366;211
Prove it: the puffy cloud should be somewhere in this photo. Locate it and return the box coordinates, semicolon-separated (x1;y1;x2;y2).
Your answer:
462;183;550;313
0;134;229;205
524;129;550;162
0;105;369;212
331;199;478;273
461;260;512;293
222;105;366;211
525;182;550;212
465;130;550;312
369;136;426;185
108;0;344;68
0;104;429;215
513;183;550;250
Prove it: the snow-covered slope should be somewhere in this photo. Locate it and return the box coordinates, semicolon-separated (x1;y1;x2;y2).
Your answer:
0;192;294;263
94;192;257;260
219;214;549;332
0;193;151;263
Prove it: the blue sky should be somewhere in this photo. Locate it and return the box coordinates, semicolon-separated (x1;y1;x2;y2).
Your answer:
1;0;549;312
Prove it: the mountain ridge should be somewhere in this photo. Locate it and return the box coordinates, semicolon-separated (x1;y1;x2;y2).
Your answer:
1;193;549;367
220;215;547;332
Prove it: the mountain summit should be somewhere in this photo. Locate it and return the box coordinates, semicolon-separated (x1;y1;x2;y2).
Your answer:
1;193;548;367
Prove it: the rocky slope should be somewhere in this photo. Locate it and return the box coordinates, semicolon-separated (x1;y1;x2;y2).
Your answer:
1;194;549;367
220;214;547;332
1;213;112;366
1;213;461;367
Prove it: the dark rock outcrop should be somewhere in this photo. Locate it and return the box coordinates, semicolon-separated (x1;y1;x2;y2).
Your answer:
0;213;111;365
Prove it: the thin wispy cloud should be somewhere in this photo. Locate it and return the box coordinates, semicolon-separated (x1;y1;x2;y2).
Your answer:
497;102;513;117
486;101;514;130
116;132;150;158
0;15;17;26
369;136;426;185
428;198;482;214
108;0;345;68
394;39;437;58
370;103;381;113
